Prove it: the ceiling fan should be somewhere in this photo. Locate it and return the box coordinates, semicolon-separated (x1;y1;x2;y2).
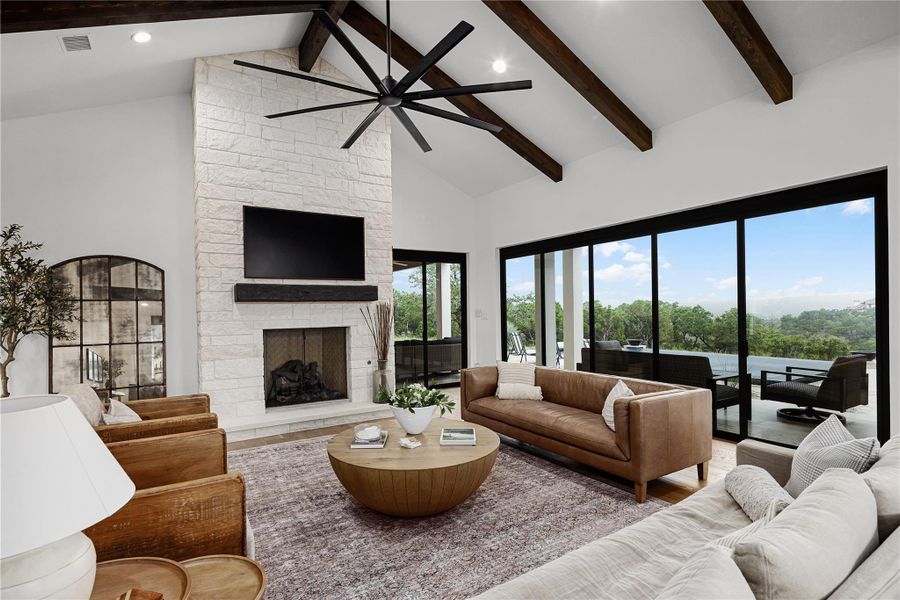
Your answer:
233;0;532;152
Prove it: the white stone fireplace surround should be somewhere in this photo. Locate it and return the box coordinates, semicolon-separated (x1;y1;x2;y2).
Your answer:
193;48;393;440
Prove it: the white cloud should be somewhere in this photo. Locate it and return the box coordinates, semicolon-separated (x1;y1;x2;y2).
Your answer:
705;275;745;290
595;262;651;284
841;199;872;216
596;241;633;257
661;262;672;270
509;280;535;293
795;276;823;287
623;251;648;263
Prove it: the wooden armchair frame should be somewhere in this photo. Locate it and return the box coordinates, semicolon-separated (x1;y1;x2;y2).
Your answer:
94;393;218;443
86;428;246;562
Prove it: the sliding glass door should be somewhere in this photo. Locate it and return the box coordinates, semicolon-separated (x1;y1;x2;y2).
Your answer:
658;223;743;437
393;250;467;388
745;200;878;446
499;171;889;446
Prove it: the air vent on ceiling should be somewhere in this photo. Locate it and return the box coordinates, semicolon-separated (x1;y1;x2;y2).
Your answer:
59;35;92;52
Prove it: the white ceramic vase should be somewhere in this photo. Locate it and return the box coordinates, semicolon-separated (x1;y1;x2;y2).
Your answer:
390;405;437;435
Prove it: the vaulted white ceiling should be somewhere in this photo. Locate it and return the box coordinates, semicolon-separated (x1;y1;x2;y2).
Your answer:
2;1;897;196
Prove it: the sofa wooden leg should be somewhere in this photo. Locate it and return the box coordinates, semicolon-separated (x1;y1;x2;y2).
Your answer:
634;482;647;503
697;461;709;481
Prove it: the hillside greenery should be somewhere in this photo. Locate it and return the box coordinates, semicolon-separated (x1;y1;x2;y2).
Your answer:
505;293;875;361
393;264;462;341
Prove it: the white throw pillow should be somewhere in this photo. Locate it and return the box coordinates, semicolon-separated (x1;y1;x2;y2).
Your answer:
733;468;879;600
656;545;755;600
785;414;880;497
58;384;105;426
496;361;535;385
725;465;794;521
862;435;900;542
496;383;543;401
101;399;142;425
602;380;633;432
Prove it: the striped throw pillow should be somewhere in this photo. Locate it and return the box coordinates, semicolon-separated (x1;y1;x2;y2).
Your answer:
785;415;880;497
496;361;536;385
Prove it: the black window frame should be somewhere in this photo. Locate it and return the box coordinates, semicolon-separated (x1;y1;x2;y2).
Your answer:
499;169;890;445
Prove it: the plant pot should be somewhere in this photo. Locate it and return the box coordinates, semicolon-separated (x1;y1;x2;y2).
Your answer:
390;405;437;435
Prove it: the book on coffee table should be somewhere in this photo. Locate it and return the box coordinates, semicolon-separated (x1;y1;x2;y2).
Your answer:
350;431;389;449
440;427;476;446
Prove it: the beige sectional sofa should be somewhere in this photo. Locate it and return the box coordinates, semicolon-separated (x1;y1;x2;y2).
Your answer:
475;435;900;600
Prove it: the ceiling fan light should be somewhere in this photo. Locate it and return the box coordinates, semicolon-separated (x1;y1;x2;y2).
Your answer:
131;31;152;43
492;59;507;74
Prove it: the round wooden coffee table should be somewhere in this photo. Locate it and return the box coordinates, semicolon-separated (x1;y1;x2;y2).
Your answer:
327;418;500;517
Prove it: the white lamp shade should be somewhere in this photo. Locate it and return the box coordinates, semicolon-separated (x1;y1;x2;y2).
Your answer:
1;395;135;558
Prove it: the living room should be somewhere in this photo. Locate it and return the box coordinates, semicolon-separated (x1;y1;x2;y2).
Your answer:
0;1;898;598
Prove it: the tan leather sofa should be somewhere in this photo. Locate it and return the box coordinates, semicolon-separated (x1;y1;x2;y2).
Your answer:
461;366;712;502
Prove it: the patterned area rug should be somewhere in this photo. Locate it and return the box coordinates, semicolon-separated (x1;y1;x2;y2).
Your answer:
229;436;664;600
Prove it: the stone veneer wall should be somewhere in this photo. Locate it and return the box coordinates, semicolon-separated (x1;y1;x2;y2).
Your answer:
192;48;392;425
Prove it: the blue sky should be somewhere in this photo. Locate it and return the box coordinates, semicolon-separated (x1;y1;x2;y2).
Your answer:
505;198;875;317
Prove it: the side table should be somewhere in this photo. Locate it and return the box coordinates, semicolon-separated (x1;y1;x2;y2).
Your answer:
90;557;190;600
181;554;267;600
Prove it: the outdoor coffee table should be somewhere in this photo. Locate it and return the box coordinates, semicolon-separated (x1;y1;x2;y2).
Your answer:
326;417;500;517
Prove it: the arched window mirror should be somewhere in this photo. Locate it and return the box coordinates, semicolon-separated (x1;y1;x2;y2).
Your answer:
49;256;166;400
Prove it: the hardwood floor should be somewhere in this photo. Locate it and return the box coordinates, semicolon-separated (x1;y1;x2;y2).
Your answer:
227;386;736;504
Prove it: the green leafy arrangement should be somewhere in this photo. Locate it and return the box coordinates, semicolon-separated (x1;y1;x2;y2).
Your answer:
1;224;77;397
377;382;455;416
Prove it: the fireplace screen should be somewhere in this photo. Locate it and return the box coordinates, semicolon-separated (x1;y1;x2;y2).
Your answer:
263;328;348;407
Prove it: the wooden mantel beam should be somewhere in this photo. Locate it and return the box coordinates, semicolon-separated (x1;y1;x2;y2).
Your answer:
703;0;792;104
341;1;563;182
483;0;652;152
297;0;349;72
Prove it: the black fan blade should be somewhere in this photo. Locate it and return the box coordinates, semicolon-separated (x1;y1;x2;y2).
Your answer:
401;101;502;134
266;99;378;119
234;60;379;97
392;21;474;95
342;104;387;149
403;80;532;101
390;107;432;152
313;9;388;94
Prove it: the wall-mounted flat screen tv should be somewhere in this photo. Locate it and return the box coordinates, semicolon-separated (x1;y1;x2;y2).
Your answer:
243;206;365;280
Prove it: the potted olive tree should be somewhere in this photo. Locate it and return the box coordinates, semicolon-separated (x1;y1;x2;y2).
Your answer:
377;383;455;434
0;224;76;397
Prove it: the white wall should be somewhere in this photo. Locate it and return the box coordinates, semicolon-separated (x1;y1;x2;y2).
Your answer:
470;36;900;433
0;94;197;396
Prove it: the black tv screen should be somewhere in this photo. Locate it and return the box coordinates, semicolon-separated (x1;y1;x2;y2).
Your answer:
243;206;365;280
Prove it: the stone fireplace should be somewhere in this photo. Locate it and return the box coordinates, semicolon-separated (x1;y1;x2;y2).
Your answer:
192;48;394;440
264;327;347;407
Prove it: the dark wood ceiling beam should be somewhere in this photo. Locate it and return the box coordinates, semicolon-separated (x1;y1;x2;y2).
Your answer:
341;1;562;182
483;0;651;152
297;0;349;72
703;0;792;104
0;1;325;34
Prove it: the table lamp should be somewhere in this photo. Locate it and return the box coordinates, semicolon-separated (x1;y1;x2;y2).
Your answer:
1;395;135;599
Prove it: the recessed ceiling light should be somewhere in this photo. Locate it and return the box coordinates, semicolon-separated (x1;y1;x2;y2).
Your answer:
131;31;152;44
492;59;507;74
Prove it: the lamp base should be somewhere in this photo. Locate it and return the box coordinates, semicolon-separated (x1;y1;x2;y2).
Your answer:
0;532;96;600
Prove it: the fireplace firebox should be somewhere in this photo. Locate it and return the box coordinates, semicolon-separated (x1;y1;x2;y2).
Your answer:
263;328;348;408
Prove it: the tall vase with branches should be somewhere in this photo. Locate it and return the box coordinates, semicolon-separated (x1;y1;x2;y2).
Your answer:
361;301;394;403
0;224;77;397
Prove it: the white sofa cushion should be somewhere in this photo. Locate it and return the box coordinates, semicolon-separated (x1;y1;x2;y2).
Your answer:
58;384;105;426
785;415;879;497
828;525;900;600
602;380;633;432
710;498;788;550
655;545;754;600
725;465;794;521
861;435;900;542
733;468;879;600
101;399;142;425
496;383;543;401
496;361;536;385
